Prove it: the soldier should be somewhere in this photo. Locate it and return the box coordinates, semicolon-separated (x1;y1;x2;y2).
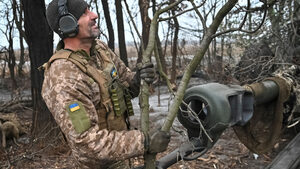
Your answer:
42;0;170;168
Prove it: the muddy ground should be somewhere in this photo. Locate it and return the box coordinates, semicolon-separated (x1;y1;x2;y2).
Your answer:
0;77;298;169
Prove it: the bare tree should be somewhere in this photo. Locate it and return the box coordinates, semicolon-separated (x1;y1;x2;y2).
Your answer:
152;0;168;76
21;0;58;139
0;49;7;78
170;0;179;83
137;0;268;167
12;0;27;77
123;0;141;56
268;0;286;37
115;0;128;66
137;0;151;64
101;0;115;51
0;3;17;89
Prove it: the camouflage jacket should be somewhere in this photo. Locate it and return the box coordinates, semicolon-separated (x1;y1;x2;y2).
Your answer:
42;39;145;168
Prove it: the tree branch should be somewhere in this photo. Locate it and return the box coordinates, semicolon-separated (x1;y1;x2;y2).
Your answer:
139;1;184;168
189;0;207;34
161;0;238;132
123;0;142;40
212;0;267;38
159;1;206;22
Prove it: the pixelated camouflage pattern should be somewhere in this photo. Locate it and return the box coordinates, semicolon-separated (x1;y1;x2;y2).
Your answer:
42;40;145;168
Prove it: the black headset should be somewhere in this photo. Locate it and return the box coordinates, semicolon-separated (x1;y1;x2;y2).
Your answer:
58;0;79;38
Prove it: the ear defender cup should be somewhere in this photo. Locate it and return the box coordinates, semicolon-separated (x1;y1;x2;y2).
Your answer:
58;14;79;38
58;0;79;38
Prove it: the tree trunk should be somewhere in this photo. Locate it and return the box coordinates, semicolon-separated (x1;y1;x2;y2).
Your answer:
248;12;252;41
156;36;167;74
268;0;285;36
292;0;300;48
115;0;128;66
152;0;167;75
220;35;224;73
206;44;212;73
137;0;151;64
21;0;58;139
7;20;17;90
170;0;179;83
18;35;25;77
138;1;185;167
12;0;26;77
101;0;115;51
2;54;7;78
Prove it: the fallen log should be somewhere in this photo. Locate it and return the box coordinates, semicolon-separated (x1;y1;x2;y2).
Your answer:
0;99;32;113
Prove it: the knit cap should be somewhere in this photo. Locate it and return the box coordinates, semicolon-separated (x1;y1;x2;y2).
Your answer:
46;0;88;37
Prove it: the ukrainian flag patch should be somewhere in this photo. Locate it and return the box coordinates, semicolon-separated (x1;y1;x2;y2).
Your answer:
69;103;80;112
111;67;117;78
66;101;91;134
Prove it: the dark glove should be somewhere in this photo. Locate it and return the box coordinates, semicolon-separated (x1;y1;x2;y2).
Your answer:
145;130;170;154
128;63;155;97
139;63;155;84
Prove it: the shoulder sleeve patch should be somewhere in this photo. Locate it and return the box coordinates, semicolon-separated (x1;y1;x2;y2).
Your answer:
66;101;91;134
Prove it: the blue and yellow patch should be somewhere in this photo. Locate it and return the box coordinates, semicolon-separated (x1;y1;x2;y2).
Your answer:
111;67;117;78
69;103;80;112
66;101;91;134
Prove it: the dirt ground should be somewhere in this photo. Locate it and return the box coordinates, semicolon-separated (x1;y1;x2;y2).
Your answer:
0;115;296;169
0;77;298;169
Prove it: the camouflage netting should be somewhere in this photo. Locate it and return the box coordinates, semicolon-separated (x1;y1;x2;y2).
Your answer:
233;40;277;85
273;65;300;127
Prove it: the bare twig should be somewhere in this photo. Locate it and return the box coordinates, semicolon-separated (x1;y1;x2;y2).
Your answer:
123;0;142;40
180;101;213;142
212;0;267;38
189;0;207;34
123;5;140;54
154;41;176;93
159;1;206;22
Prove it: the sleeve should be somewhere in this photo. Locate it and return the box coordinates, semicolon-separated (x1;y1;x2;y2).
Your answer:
41;59;145;166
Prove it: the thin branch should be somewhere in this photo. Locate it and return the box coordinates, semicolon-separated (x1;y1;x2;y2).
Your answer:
189;0;207;34
154;41;176;93
230;0;274;14
123;1;140;54
141;0;184;64
204;0;217;22
212;0;267;38
180;101;213;142
159;1;206;22
123;0;142;40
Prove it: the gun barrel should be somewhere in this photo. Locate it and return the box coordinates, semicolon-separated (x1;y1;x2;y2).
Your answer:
246;80;279;105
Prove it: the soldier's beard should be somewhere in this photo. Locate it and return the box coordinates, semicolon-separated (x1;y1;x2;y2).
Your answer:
91;29;100;39
89;22;100;39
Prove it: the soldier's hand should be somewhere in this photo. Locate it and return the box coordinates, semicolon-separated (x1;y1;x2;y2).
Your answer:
145;130;170;154
139;63;155;84
129;63;155;97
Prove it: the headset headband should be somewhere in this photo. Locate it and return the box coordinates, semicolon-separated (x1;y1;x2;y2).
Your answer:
57;0;79;38
58;0;68;16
